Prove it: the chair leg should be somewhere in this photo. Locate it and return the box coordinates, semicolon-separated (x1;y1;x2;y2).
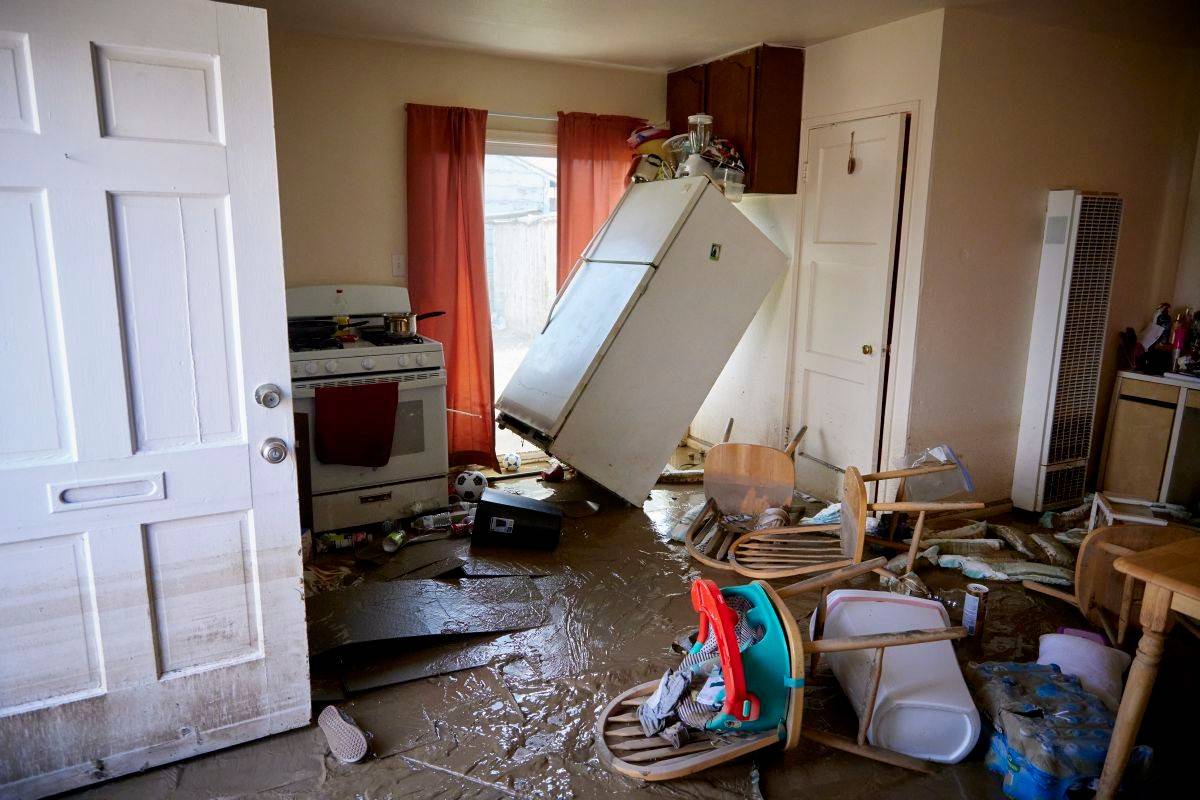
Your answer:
857;647;885;746
1117;575;1137;647
904;510;926;576
810;587;829;674
887;478;907;542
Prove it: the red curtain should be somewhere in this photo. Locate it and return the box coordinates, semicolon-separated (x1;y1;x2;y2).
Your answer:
556;112;644;287
405;103;496;468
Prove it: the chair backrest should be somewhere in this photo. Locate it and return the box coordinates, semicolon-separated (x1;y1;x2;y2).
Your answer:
839;467;868;563
705;442;794;515
1077;524;1198;625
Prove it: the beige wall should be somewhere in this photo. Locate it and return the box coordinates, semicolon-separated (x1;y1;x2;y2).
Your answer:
908;7;1200;500
268;30;665;287
1176;130;1200;310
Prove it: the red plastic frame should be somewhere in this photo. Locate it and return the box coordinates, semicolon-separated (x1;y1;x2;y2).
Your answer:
691;579;759;722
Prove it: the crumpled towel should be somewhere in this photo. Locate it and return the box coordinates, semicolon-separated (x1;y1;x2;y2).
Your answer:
937;554;1074;585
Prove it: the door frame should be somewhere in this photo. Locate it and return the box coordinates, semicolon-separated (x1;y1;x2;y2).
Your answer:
783;100;926;497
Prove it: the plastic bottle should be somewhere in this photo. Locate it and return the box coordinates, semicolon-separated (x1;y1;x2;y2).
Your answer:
332;288;350;328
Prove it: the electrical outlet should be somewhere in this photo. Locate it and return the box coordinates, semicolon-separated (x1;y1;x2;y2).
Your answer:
391;253;407;281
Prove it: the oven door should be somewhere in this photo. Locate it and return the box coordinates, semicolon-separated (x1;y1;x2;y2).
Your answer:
292;369;448;494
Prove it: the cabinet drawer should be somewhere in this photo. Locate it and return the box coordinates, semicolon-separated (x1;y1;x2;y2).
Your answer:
1118;377;1179;405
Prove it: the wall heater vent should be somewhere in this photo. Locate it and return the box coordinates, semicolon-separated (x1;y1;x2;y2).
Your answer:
1012;191;1123;511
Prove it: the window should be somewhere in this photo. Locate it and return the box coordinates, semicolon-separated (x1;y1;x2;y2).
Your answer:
484;130;556;460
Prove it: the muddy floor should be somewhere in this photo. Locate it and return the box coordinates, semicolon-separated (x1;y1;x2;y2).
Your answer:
65;478;1196;799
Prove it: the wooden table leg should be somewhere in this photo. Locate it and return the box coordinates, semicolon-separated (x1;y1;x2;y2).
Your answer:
1096;583;1173;799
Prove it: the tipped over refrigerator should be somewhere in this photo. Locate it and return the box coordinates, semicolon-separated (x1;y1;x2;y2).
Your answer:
496;176;788;504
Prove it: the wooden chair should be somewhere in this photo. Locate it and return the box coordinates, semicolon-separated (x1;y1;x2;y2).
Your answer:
1023;524;1198;645
690;462;982;581
683;423;808;572
1087;492;1172;531
595;558;967;781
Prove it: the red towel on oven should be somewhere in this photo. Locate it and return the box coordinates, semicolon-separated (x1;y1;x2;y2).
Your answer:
314;382;398;467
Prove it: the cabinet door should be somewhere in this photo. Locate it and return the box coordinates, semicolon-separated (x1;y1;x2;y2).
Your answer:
1102;396;1175;500
751;45;805;193
705;48;757;180
667;64;706;136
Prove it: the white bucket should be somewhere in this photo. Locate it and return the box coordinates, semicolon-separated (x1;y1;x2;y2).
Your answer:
810;589;981;763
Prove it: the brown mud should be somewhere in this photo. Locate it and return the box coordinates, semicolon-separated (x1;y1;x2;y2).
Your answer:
67;478;1195;799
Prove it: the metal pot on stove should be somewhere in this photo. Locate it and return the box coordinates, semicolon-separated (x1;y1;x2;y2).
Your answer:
383;310;445;338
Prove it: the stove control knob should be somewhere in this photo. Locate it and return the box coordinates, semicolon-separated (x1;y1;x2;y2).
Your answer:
324;360;337;373
362;358;375;371
397;354;409;367
304;362;318;376
416;353;429;367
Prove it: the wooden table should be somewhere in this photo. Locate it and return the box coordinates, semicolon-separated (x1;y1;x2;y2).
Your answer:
1097;538;1200;798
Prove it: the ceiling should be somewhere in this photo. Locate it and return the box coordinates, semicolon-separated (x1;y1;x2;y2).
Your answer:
249;0;964;71
248;0;1200;71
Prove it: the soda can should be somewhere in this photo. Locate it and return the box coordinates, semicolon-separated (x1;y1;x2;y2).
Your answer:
962;582;989;638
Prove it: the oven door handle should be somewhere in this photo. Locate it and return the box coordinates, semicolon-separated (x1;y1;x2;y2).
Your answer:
291;371;446;399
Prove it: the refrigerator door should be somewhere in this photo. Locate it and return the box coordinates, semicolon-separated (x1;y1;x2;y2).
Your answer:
496;259;654;437
584;176;706;265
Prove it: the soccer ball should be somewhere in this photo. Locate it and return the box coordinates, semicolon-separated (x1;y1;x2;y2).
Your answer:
501;452;522;473
453;469;488;502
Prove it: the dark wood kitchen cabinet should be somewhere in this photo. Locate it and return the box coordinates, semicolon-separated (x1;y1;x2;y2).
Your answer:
666;45;804;194
666;63;705;138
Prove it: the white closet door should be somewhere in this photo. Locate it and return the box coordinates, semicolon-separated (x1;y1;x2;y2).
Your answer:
790;114;907;497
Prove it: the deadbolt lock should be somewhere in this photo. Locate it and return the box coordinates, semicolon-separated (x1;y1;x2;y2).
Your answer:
862;344;874;355
260;437;288;464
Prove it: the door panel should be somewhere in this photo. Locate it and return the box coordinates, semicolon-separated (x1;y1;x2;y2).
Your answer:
0;533;103;711
93;43;225;144
111;193;242;450
144;512;261;676
790;115;906;498
0;189;70;464
0;2;306;796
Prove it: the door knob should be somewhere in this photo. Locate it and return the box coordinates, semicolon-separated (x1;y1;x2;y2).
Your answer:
255;383;283;408
862;344;874;355
260;437;289;464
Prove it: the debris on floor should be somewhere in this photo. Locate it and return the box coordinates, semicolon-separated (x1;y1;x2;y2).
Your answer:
306;576;547;655
966;661;1132;800
74;479;1195;800
318;705;371;764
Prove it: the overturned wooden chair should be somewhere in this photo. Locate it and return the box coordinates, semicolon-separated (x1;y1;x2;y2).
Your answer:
1023;524;1198;645
595;558;967;780
683;423;817;575
692;461;983;581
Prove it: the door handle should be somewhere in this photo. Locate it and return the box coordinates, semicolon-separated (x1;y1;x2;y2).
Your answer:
255;383;283;408
260;437;289;463
862;344;873;355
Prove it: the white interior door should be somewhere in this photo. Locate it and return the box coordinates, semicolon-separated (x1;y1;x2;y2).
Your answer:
0;2;308;796
789;114;907;499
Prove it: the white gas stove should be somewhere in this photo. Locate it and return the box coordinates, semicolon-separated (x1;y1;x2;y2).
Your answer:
286;285;449;532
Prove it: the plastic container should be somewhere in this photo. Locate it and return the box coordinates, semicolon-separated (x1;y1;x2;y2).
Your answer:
810;589;980;763
1037;633;1131;711
715;166;746;202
